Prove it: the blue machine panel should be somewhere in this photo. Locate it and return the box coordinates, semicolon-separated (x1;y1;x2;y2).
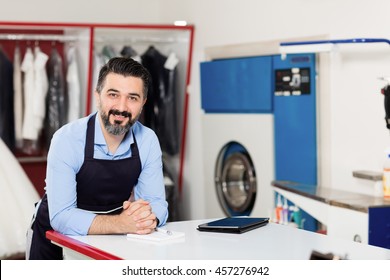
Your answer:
200;56;272;113
273;53;317;184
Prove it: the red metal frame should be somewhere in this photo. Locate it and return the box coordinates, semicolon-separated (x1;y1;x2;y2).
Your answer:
46;230;122;260
179;25;195;194
86;26;94;115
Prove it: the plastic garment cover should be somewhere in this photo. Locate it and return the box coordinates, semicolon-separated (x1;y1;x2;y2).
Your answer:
90;50;105;113
0;138;39;258
32;46;49;133
0;48;15;151
21;47;46;155
13;45;23;149
66;46;81;122
21;47;36;141
44;47;67;150
33;46;49;133
141;46;179;155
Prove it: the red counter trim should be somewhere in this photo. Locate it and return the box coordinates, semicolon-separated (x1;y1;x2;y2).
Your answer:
46;230;123;260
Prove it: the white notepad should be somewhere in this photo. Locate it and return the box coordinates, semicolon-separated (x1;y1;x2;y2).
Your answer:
126;228;185;242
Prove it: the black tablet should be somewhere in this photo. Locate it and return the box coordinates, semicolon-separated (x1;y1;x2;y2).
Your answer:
197;217;269;234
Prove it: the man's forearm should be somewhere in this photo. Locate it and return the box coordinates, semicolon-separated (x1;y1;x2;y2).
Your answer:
88;214;133;235
87;200;155;235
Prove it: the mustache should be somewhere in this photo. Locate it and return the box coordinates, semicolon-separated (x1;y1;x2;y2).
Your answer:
108;109;131;118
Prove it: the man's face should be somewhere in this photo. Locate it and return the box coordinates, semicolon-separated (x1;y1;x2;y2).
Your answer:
96;73;146;136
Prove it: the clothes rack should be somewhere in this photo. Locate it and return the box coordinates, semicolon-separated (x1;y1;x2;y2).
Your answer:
94;35;189;44
0;34;79;42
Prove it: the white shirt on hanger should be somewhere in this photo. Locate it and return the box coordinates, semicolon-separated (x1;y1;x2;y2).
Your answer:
33;46;49;132
21;47;37;140
66;46;81;122
13;45;23;148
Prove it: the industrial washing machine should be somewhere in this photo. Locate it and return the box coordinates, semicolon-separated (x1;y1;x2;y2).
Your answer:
200;56;275;218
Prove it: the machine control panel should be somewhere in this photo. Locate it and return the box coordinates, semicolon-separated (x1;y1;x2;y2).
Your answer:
274;67;311;96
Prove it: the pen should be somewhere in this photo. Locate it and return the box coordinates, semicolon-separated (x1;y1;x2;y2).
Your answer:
156;228;173;235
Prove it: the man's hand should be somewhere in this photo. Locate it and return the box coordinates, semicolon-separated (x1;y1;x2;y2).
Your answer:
88;199;158;235
123;200;157;234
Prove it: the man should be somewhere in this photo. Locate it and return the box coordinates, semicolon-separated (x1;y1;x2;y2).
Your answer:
29;57;168;259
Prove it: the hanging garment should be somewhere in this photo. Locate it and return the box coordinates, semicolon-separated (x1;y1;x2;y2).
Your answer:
90;50;105;113
21;47;37;141
13;44;23;149
0;47;15;151
44;47;67;150
0;138;39;258
101;45;117;63
66;46;81;122
120;45;137;58
141;46;179;155
33;46;49;133
120;45;141;63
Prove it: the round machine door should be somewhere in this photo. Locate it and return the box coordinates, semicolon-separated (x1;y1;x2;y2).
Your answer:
215;141;257;216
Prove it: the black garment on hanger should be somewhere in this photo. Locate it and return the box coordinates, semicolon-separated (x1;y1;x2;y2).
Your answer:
0;48;15;151
120;45;138;58
44;47;67;150
141;46;179;156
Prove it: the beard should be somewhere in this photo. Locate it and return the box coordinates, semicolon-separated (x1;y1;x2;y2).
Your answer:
100;109;138;136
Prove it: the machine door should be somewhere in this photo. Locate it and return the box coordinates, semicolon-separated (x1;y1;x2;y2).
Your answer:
215;141;256;216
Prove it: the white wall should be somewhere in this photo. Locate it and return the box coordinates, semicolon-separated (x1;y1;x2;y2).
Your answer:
2;0;390;221
0;0;162;23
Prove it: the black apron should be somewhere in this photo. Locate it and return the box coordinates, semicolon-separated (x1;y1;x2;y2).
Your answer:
29;114;141;259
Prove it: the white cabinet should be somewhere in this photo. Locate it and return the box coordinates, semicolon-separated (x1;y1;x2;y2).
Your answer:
327;205;368;243
272;181;390;249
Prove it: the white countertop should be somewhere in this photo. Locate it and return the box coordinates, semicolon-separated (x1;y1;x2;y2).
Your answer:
48;219;390;260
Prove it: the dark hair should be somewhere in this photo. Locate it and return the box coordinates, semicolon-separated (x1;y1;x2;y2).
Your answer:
96;57;150;98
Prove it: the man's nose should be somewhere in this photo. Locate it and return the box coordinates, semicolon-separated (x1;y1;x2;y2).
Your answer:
116;96;129;112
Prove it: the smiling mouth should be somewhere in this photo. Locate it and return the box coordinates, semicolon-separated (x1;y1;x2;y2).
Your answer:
109;110;131;125
109;109;131;118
